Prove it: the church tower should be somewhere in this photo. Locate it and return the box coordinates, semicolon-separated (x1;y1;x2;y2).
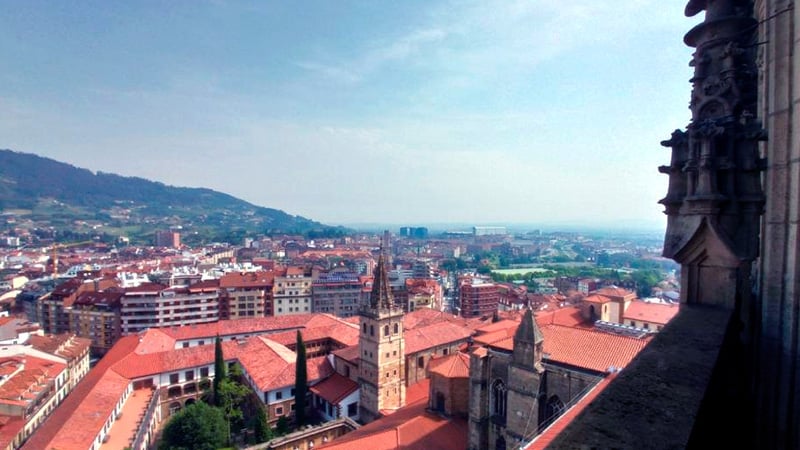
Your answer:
504;309;545;445
357;253;406;423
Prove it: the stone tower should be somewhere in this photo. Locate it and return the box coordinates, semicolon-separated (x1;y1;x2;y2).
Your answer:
504;309;545;446
357;253;406;423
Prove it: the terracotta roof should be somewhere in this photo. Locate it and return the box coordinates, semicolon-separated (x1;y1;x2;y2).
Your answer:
159;314;317;341
491;325;651;373
404;322;473;355
332;345;360;364
310;372;358;405
319;380;467;450
428;352;470;378
584;294;612;304
622;301;680;326
594;286;635;298
535;306;590;329
21;335;140;450
219;271;274;288
28;334;90;362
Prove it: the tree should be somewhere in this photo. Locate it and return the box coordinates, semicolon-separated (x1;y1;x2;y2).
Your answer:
276;416;290;436
217;377;250;435
213;334;226;406
252;405;272;444
294;330;308;427
159;401;227;450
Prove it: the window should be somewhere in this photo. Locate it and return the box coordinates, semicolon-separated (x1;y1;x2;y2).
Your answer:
394;323;399;334
630;321;636;326
276;391;283;400
200;367;209;378
185;370;194;381
291;388;296;396
384;325;390;336
370;325;374;336
276;406;284;415
643;323;650;330
492;379;507;419
443;348;449;356
418;356;424;368
169;373;179;384
363;323;367;333
182;342;189;348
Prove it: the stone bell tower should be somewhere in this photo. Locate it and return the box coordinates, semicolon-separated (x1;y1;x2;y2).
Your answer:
357;252;406;423
659;0;765;310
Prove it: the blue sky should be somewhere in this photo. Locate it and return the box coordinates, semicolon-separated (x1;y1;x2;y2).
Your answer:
0;1;700;230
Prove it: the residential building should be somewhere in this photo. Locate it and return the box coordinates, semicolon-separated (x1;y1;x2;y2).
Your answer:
312;271;363;318
120;280;220;335
69;290;124;356
273;266;314;316
219;271;273;319
459;276;499;318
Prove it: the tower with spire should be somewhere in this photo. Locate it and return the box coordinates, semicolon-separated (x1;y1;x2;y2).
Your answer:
357;252;406;423
505;308;545;444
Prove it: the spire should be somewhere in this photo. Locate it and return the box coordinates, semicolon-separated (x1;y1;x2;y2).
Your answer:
514;309;543;345
369;253;395;310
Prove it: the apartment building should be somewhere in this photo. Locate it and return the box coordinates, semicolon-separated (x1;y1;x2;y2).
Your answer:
69;290;124;356
121;280;220;335
219;271;273;319
273;266;314;316
312;272;363;318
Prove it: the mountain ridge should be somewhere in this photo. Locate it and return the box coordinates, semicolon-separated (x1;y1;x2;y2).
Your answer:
0;149;343;244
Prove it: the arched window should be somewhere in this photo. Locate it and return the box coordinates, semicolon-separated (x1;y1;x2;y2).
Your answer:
491;379;507;419
546;395;566;421
384;325;389;336
370;325;374;336
363;323;367;334
393;323;399;334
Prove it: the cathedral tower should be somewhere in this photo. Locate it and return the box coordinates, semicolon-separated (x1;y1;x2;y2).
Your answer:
357;253;406;423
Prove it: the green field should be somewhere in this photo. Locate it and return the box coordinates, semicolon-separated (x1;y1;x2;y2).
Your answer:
491;268;551;276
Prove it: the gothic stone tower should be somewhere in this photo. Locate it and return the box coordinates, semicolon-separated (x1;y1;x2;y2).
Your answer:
504;309;545;446
468;309;544;450
357;254;406;423
659;0;765;310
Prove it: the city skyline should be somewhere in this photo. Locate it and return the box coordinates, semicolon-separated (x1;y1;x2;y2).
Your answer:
0;1;699;229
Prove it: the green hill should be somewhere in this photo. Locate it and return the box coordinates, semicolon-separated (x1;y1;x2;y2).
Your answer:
0;149;344;244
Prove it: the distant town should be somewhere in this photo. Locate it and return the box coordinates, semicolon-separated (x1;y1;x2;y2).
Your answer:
0;222;680;449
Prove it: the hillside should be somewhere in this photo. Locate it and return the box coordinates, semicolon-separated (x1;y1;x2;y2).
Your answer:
0;149;343;244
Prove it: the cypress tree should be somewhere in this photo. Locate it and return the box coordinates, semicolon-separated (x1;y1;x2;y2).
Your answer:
294;330;308;426
213;334;226;406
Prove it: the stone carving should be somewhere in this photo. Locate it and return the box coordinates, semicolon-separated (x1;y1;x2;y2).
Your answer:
660;0;766;308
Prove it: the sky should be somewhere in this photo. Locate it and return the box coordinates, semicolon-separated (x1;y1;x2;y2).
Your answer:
0;1;702;231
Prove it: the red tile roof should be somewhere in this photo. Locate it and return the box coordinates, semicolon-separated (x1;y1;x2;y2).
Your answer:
332;345;360;364
622;301;680;326
535;306;591;329
428;352;470;379
319;379;467;450
219;271;275;288
21;335;140;450
404;322;473;355
310;372;358;405
158;314;320;342
491;325;651;373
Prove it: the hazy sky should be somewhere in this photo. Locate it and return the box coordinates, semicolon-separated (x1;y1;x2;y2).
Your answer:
0;1;700;230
